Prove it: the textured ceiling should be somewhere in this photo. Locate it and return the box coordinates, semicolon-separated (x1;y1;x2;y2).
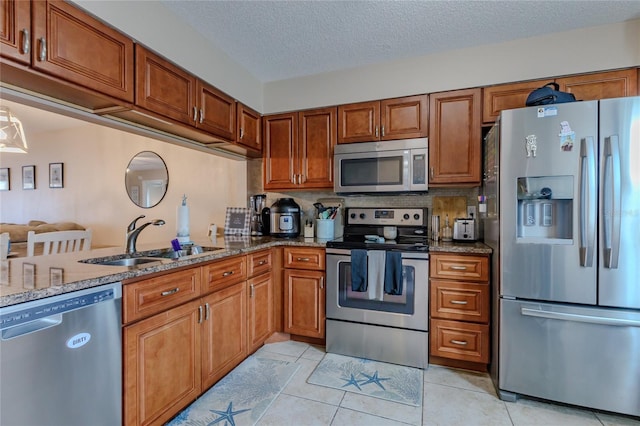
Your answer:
161;0;640;83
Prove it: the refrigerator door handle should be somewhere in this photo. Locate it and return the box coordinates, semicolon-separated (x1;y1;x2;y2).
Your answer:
579;137;596;267
603;135;621;269
521;307;640;327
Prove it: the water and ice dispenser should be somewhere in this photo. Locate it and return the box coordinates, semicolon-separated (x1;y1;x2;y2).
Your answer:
516;176;573;243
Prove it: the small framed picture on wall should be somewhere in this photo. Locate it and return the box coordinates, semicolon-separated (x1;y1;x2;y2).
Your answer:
22;165;35;190
0;168;9;191
49;163;63;188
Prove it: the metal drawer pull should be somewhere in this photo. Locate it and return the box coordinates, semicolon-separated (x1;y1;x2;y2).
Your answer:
198;305;203;324
250;284;254;298
450;266;467;270
22;29;30;54
296;257;310;262
222;271;234;277
258;260;267;266
161;288;180;296
450;300;468;305
38;37;46;61
450;339;468;346
205;303;210;321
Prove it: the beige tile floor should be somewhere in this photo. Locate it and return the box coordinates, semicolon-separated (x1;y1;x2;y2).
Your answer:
234;340;640;426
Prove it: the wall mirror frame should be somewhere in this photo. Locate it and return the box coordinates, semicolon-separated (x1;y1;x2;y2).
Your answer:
125;151;168;208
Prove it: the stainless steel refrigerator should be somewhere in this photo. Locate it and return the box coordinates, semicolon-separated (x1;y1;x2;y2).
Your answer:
483;97;640;417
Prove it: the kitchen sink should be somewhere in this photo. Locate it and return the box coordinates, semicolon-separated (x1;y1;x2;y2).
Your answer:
79;245;223;266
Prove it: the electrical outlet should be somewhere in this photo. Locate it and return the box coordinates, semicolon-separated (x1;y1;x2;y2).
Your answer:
467;206;477;218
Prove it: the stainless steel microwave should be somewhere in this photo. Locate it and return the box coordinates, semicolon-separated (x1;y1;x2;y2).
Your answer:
334;138;428;194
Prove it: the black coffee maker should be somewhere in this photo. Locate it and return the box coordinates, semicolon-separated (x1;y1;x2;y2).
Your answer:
250;194;268;236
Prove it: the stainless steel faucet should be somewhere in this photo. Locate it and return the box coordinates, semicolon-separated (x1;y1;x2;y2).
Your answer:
126;215;165;255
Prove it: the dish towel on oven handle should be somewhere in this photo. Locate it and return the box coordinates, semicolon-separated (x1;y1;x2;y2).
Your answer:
367;250;386;300
384;251;403;295
350;249;368;292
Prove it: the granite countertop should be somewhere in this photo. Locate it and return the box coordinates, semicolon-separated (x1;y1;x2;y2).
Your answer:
0;236;491;308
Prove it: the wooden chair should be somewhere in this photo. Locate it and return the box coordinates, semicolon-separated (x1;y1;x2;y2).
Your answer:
26;229;92;257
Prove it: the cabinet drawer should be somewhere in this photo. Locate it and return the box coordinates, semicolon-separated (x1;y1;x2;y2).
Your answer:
124;268;201;323
430;280;489;323
430;319;489;363
430;254;489;281
284;247;325;270
202;255;247;293
247;249;272;277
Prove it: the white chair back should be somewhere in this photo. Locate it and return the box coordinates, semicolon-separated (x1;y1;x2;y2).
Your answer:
27;229;92;257
0;232;9;260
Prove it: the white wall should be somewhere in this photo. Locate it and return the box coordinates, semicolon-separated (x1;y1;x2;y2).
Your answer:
264;19;640;113
72;0;263;112
0;124;247;247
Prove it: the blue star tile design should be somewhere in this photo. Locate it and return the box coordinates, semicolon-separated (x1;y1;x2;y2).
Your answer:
359;371;391;390
341;373;363;390
208;401;250;426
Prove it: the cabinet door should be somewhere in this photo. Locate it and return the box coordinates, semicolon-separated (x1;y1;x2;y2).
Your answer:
428;88;481;186
482;79;550;123
31;0;134;102
135;44;196;125
556;69;638;101
248;273;273;353
298;107;336;188
0;0;30;64
201;281;247;389
284;269;325;338
196;80;235;140
337;101;380;143
263;112;297;190
236;103;262;152
124;299;202;426
380;95;428;140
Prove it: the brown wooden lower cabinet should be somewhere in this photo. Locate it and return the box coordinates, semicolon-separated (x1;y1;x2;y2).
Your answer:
248;272;274;353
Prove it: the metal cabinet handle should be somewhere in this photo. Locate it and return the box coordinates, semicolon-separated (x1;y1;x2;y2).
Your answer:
22;29;30;54
450;300;468;305
205;303;210;320
161;287;180;296
450;340;468;346
381;125;385;137
257;260;267;266
450;266;467;270
199;109;204;124
240;128;244;139
296;257;310;262
250;284;254;298
375;126;379;138
430;167;434;180
193;106;198;122
38;37;46;61
222;271;234;277
198;305;203;324
320;277;324;289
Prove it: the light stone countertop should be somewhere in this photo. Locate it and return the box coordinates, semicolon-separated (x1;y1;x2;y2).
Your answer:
0;236;491;308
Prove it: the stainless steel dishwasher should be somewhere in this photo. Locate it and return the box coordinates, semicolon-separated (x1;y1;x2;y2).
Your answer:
0;282;122;426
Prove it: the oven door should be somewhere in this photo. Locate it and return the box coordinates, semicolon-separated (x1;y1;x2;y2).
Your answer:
326;248;429;331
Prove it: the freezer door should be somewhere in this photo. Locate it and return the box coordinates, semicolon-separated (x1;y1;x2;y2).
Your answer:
599;97;640;309
499;299;640;417
499;102;598;304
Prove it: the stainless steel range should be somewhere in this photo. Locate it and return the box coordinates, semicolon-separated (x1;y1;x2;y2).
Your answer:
325;207;429;369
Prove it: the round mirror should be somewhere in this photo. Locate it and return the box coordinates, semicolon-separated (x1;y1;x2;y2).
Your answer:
125;151;168;208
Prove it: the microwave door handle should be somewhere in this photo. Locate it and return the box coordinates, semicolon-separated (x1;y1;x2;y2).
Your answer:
579;137;596;267
603;135;621;269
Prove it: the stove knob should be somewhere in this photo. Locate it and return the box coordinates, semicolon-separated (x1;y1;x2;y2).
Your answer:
414;213;420;220
359;213;366;219
403;214;410;220
350;213;356;219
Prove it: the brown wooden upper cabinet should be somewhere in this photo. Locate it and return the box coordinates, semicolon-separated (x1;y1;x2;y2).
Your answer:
337;95;428;143
263;107;336;190
482;69;639;123
429;88;481;187
135;45;236;141
236;102;262;152
0;0;31;65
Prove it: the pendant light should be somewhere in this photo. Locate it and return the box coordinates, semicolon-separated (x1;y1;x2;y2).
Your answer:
0;106;28;153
